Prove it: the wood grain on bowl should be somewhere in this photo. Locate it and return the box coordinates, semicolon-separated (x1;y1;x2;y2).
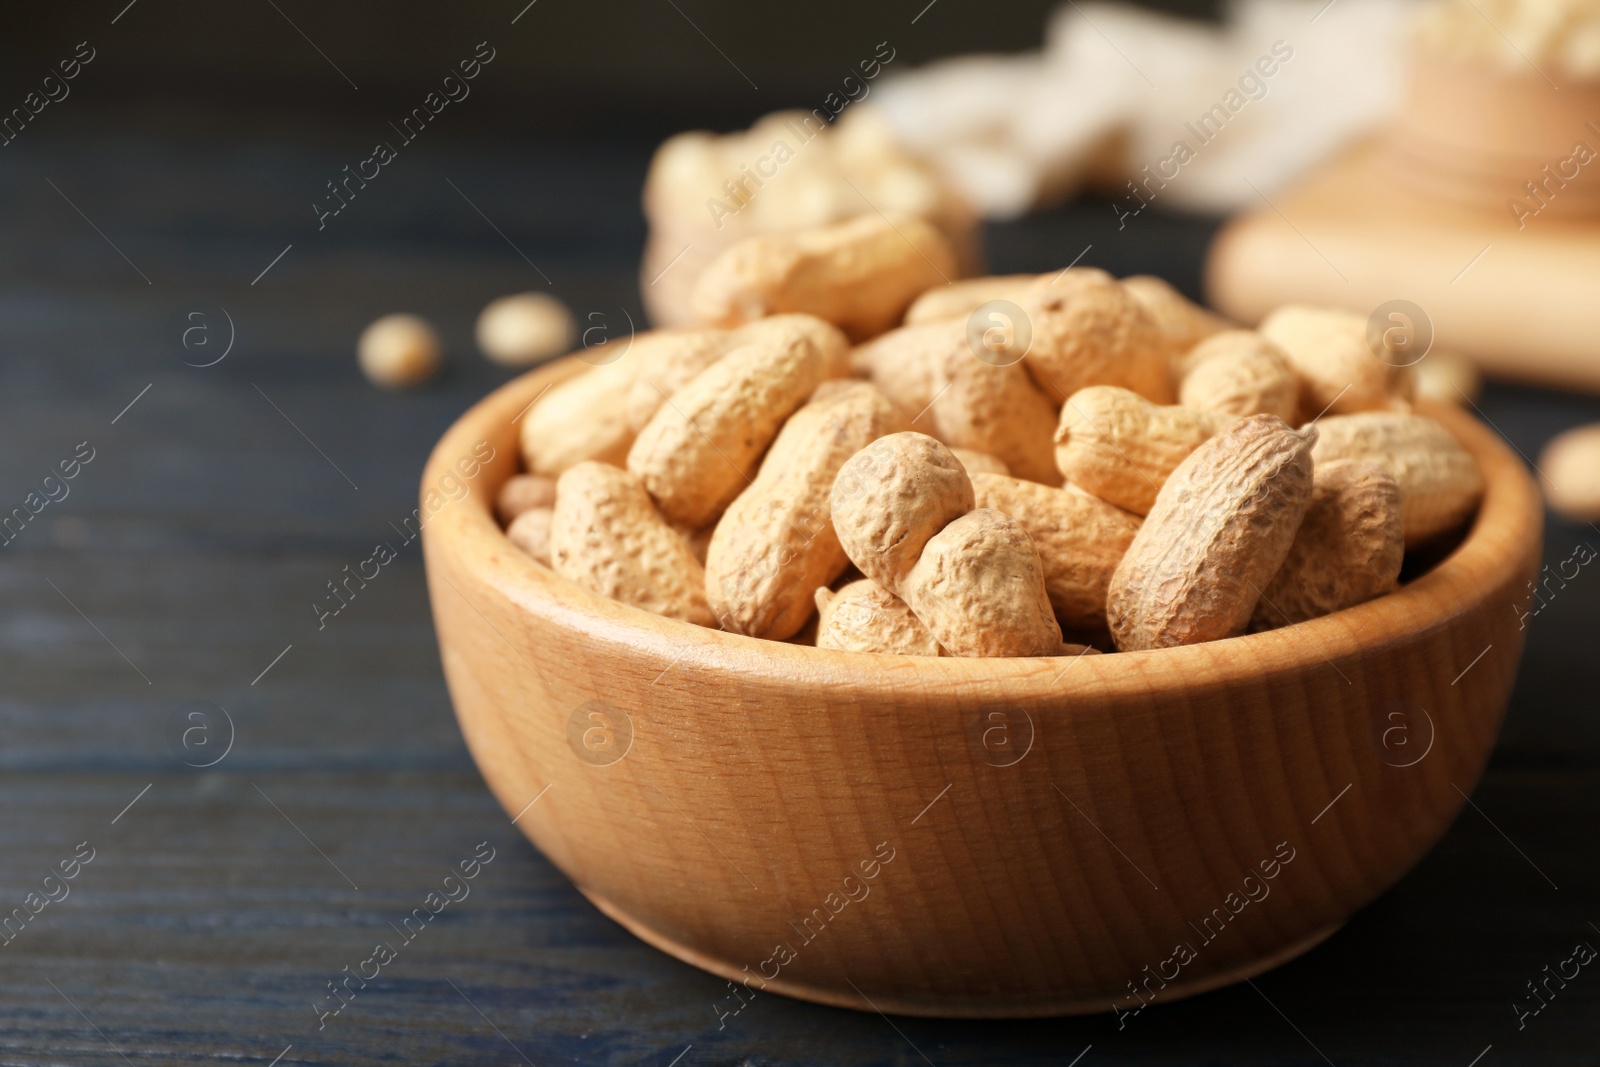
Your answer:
421;355;1542;1018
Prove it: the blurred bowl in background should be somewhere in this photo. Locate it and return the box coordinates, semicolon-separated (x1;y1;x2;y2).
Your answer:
1382;52;1600;218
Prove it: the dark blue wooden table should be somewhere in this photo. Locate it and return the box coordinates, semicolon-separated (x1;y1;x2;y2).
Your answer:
1;93;1598;1067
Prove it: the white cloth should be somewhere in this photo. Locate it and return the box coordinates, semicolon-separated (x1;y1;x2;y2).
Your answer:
871;0;1421;217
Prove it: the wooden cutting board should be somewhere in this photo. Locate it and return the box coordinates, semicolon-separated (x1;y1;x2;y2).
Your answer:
1206;140;1600;393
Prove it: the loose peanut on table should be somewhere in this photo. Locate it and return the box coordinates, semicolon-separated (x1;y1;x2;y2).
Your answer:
1414;351;1482;406
628;314;851;529
550;461;712;626
1310;410;1483;546
1054;386;1222;516
1108;415;1317;651
1250;459;1404;630
358;313;441;389
1539;423;1600;522
815;578;944;656
690;213;958;342
476;292;574;367
706;380;905;640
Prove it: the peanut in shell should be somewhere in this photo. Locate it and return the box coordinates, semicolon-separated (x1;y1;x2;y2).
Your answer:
971;472;1142;634
900;508;1064;658
829;431;974;593
550;462;713;625
627;315;851;529
1177;330;1300;424
690;214;957;342
705;381;905;640
1107;414;1317;650
1019;269;1173;405
1309;410;1483;546
1250;459;1404;630
1054;386;1222;516
815;578;943;656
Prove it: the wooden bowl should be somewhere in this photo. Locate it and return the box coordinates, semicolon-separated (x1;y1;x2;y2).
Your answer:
1380;53;1600;217
421;358;1542;1018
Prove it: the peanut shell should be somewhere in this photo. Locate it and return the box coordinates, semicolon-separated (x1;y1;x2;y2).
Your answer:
1019;269;1173;404
949;448;1010;476
1177;330;1300;423
523;328;733;475
1107;415;1317;650
1414;351;1481;406
1251;459;1404;630
627;315;851;529
1310;410;1484;545
520;361;636;475
705;382;906;639
903;274;1040;325
624;329;738;432
1259;305;1415;419
505;506;553;565
495;474;558;525
852;321;948;421
971;473;1142;634
1539;423;1600;522
734;313;853;371
1054;386;1222;515
815;579;944;656
932;328;1063;486
550;462;712;625
1122;275;1229;359
689;214;958;341
900;508;1064;658
830;432;974;592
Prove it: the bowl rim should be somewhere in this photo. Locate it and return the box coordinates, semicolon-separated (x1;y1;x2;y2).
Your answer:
424;355;1542;700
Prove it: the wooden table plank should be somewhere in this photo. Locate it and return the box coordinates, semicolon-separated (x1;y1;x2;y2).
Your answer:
0;771;1595;1065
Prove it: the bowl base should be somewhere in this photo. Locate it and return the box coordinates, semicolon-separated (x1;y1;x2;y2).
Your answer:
581;886;1345;1018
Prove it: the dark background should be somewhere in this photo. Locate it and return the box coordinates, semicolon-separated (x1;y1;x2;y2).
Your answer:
1;1;1218;137
1;1;1597;1064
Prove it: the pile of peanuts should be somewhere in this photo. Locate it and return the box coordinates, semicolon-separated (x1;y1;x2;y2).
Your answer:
641;107;979;329
496;213;1485;655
